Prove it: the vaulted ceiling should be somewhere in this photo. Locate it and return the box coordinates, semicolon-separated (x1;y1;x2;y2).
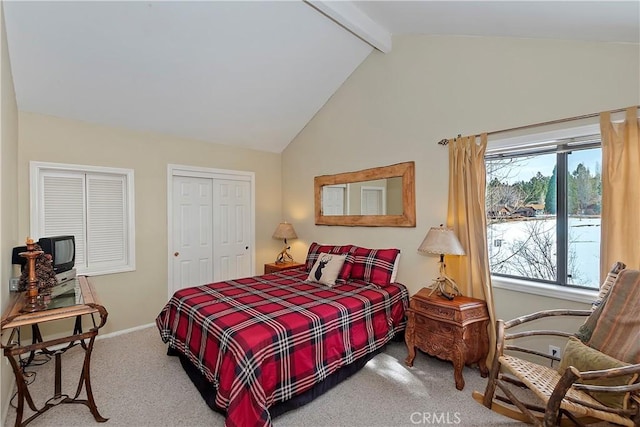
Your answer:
4;1;639;153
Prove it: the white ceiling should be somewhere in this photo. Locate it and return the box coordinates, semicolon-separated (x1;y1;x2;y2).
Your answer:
4;1;639;153
355;1;640;43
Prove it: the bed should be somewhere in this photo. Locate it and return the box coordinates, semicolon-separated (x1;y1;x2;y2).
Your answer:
156;243;409;427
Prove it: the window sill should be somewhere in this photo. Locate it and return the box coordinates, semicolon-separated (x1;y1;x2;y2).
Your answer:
492;276;598;304
77;265;135;277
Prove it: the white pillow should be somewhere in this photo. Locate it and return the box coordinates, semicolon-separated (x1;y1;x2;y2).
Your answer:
307;253;347;287
391;253;401;283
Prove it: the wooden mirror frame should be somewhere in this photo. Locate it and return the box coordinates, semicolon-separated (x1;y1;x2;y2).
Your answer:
314;161;416;227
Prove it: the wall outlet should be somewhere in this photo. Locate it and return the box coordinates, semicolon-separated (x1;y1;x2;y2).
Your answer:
9;277;20;292
549;345;561;359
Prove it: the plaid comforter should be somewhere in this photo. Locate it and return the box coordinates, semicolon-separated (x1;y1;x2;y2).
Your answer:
156;268;408;427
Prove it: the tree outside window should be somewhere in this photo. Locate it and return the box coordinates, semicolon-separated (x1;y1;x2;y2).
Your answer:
486;147;601;289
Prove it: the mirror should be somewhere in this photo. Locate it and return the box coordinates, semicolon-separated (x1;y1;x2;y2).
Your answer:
314;162;416;227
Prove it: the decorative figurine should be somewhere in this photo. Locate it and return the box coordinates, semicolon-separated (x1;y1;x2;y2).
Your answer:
275;245;294;264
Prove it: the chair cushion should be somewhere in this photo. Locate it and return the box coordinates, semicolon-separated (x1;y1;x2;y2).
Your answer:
575;261;626;343
575;291;610;343
558;337;638;409
591;261;626;311
588;269;640;364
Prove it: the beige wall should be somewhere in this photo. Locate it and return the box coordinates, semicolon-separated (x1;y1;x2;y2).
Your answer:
282;35;640;324
17;112;283;335
0;0;19;421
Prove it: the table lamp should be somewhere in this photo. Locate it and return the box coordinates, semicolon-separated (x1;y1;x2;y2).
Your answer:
418;225;466;300
272;222;298;264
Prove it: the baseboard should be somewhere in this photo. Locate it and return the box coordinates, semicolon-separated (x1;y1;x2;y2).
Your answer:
28;322;156;353
97;322;155;341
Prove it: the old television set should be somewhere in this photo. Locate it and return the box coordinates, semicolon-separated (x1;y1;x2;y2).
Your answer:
12;235;76;274
38;236;76;274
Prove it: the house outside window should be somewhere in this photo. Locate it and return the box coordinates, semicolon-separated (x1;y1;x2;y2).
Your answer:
30;162;136;276
485;124;602;294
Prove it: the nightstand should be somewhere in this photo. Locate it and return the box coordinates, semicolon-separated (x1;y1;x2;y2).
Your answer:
264;262;305;274
405;288;490;390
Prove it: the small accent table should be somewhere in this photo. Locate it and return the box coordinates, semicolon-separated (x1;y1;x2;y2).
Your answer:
1;276;108;427
405;288;489;390
264;262;305;274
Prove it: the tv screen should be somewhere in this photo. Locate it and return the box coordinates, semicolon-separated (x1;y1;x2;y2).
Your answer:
54;239;75;265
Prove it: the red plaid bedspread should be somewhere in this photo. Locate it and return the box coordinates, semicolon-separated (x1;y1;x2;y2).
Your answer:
156;268;408;427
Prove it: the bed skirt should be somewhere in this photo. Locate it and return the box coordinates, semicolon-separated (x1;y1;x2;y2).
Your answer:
168;331;404;419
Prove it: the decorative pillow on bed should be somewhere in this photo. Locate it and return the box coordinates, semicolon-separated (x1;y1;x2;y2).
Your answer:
305;243;354;283
346;246;400;287
307;253;347;287
390;253;401;283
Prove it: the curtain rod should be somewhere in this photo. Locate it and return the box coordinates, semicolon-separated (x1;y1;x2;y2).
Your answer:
436;106;637;145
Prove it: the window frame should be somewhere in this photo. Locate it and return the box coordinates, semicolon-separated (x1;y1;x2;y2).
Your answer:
486;123;601;302
30;161;136;276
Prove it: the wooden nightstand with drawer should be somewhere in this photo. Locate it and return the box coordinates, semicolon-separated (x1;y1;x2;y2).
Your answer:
405;288;490;390
264;262;305;274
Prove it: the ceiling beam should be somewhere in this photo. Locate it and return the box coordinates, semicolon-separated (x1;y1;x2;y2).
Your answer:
305;1;392;53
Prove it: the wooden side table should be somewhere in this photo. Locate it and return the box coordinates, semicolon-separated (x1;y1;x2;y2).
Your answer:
405;288;489;390
264;262;305;274
1;276;108;427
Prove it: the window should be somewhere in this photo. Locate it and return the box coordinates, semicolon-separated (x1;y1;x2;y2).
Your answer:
31;162;135;276
486;127;601;290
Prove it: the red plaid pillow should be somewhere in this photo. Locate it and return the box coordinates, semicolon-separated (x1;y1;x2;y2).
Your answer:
346;246;400;286
304;243;355;282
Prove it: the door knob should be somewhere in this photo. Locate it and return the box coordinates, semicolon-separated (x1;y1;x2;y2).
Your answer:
174;252;179;257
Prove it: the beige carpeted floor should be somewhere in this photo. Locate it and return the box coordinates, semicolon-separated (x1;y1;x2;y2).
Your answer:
4;326;532;427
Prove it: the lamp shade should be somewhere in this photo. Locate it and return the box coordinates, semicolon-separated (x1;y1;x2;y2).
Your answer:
418;226;465;256
272;222;298;240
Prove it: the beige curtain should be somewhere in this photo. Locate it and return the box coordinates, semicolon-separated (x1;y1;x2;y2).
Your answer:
446;133;496;361
600;107;640;278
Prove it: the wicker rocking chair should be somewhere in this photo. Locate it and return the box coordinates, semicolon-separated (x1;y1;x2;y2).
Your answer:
473;265;640;427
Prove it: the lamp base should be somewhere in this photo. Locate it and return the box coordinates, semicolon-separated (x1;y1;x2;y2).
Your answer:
427;275;462;300
275;245;294;264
